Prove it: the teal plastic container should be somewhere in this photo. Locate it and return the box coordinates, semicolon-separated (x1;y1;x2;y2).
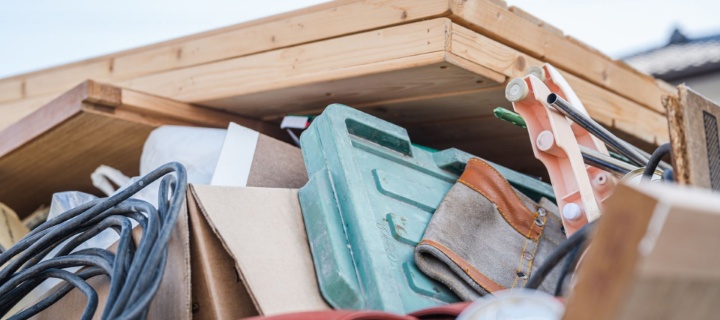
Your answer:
298;104;554;314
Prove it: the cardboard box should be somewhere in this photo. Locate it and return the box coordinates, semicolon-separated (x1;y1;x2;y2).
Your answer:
211;122;308;189
0;202;29;250
188;185;330;320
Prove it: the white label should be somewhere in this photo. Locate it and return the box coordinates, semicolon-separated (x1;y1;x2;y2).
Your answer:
280;116;309;129
211;123;260;187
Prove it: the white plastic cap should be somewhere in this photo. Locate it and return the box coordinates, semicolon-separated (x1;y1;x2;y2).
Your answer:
526;66;547;82
562;203;583;221
505;78;529;102
536;131;555;152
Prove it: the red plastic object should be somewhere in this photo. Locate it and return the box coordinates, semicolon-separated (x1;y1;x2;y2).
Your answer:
241;302;472;320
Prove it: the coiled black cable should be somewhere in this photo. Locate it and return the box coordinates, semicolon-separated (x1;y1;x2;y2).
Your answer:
0;162;186;320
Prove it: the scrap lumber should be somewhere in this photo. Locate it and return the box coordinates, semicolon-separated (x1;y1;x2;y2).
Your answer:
564;183;720;320
448;0;672;112
507;6;563;37
665;85;720;190
0;0;672;128
0;0;451;106
0;81;280;217
119;19;668;147
0;93;56;129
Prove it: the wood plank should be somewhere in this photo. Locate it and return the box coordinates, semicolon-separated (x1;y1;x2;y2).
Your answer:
113;0;451;78
507;6;562;37
120;19;504;115
357;85;508;124
114;19;667;147
0;0;453;104
0;78;23;102
116;19;665;146
564;183;720;320
0;94;58;130
448;0;667;114
0;2;669;159
0;81;280;217
24;60;114;100
211;59;499;118
665;85;720;190
448;23;669;145
0;0;669;121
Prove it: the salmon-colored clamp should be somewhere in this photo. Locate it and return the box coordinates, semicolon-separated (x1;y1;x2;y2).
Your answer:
506;64;617;236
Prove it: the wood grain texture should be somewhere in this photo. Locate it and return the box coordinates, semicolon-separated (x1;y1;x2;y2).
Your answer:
0;78;23;102
0;94;58;130
448;23;669;145
113;20;667;147
507;6;562;37
0;1;671;181
0;0;452;104
0;0;669;130
564;183;720;320
0;81;278;217
118;19;489;108
449;0;667;113
665;85;720;189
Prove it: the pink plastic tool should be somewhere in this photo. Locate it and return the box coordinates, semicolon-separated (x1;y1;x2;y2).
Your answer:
505;65;617;236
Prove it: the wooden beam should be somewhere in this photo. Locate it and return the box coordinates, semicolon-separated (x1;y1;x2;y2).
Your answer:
113;20;667;146
448;23;669;145
564;183;720;320
665;84;720;190
0;78;23;102
448;0;671;113
0;0;670;123
507;6;563;37
118;19;504;115
0;81;280;217
0;94;58;130
0;0;453;104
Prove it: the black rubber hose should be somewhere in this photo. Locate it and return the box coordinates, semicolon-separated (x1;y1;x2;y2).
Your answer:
525;221;597;290
0;267;105;316
0;162;186;320
107;171;185;318
554;243;583;296
643;143;671;178
8;269;100;320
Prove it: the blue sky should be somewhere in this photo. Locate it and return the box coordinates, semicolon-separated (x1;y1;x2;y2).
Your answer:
0;0;717;78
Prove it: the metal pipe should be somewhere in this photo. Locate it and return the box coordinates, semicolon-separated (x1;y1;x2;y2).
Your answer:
547;93;650;167
580;146;638;175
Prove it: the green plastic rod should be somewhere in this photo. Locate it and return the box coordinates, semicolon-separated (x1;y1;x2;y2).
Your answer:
493;107;527;128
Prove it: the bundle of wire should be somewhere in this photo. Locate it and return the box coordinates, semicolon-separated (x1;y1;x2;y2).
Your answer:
0;162;187;320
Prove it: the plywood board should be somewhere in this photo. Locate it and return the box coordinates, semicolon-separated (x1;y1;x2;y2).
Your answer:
665;85;720;190
0;0;670;125
119;19;503;112
448;0;670;112
0;81;279;217
448;23;669;145
564;183;720;320
116;19;667;147
0;0;452;104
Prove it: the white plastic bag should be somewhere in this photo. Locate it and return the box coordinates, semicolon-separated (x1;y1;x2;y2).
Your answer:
140;125;227;184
